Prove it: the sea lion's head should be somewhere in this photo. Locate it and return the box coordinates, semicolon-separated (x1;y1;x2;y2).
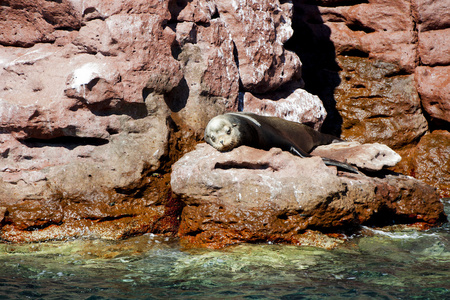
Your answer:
204;115;241;151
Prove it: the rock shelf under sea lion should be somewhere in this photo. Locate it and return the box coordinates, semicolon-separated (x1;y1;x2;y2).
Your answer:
205;112;360;173
171;143;447;249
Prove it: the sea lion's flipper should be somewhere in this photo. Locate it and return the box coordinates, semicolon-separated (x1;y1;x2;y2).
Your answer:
321;158;360;174
289;146;311;158
290;146;360;174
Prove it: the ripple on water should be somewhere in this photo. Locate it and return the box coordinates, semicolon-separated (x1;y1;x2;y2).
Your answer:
0;216;449;299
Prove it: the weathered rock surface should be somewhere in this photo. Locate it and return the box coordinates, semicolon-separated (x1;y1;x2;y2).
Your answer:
288;0;449;195
415;66;450;124
394;130;450;198
0;0;185;242
412;131;450;198
311;141;402;172
0;0;306;242
335;57;428;149
0;0;449;245
171;144;446;248
241;87;327;131
215;0;302;93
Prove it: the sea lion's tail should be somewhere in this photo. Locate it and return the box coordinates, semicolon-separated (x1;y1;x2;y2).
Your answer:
321;158;360;174
289;146;360;174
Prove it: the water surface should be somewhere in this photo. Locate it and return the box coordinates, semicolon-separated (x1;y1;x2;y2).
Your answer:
1;201;449;299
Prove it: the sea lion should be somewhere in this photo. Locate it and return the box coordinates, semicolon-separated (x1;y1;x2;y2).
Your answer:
204;112;359;173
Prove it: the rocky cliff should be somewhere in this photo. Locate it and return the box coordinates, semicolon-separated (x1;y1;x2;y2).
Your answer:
0;0;448;244
286;0;450;197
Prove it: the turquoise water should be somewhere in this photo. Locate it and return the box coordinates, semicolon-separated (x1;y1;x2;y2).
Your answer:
1;201;449;299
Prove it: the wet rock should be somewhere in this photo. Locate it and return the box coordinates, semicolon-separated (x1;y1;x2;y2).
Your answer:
311;141;402;172
413;131;450;198
171;144;445;249
335;57;428;149
395;130;450;198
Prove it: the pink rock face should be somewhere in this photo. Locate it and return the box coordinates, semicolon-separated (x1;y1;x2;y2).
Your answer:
171;144;445;249
216;0;302;93
419;28;450;66
0;0;81;47
320;0;417;72
416;66;450;124
414;0;450;31
0;0;305;242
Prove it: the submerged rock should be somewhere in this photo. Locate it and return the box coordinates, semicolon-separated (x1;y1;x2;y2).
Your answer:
171;144;446;249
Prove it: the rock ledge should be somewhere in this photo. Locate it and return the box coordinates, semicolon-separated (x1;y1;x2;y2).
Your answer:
171;144;446;249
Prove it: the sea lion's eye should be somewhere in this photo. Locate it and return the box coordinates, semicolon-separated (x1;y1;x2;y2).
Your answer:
227;128;231;135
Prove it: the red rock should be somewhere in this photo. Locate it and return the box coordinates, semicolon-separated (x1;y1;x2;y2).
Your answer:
311;141;402;171
335;57;428;148
413;0;450;32
0;0;81;47
346;1;414;32
242;88;327;130
412;130;450;198
170;18;240;136
418;28;450;66
318;0;417;71
0;1;185;242
172;0;217;23
1;0;449;245
216;0;302;93
415;66;450;124
0;6;55;47
171;144;445;249
361;31;418;73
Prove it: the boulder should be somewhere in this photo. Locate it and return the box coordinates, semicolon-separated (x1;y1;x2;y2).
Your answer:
171;144;446;249
241;88;326;131
311;141;402;172
0;0;81;47
414;0;450;32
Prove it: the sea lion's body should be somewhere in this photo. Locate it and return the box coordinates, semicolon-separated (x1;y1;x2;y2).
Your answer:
205;112;359;173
